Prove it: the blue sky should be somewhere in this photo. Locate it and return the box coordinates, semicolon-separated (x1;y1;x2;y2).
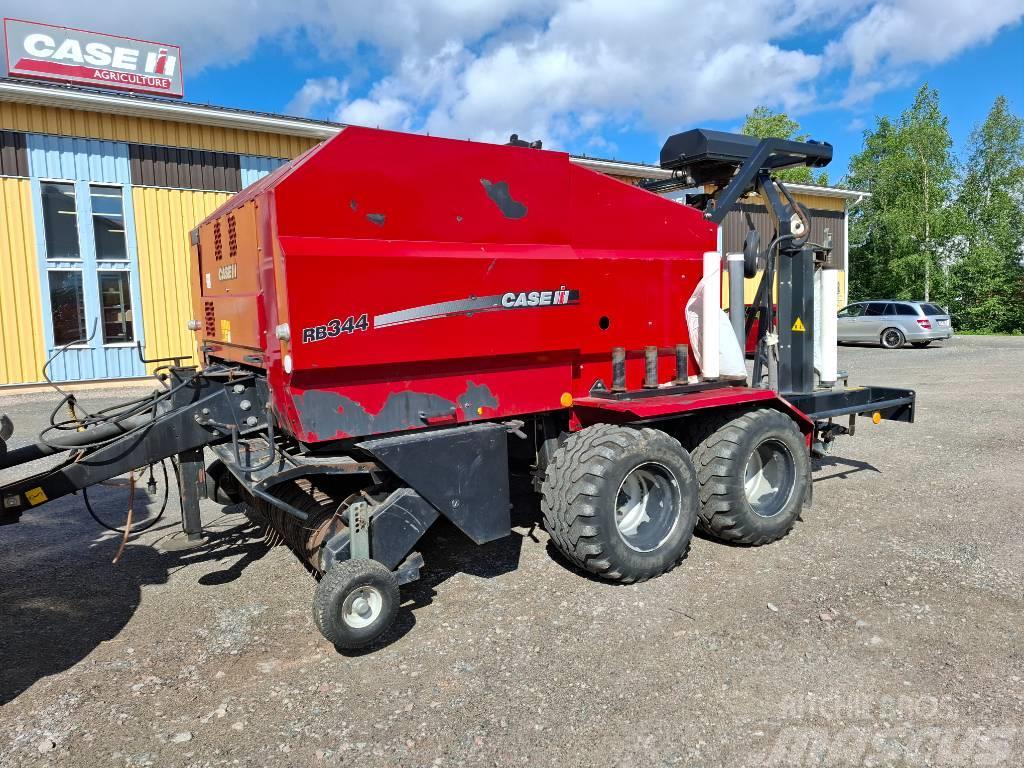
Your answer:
5;2;1024;183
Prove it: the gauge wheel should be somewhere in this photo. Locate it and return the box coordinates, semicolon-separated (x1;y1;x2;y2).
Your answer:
692;408;810;546
880;327;906;349
313;558;400;649
541;424;698;583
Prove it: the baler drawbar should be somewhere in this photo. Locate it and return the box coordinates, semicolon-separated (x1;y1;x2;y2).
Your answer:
0;126;914;649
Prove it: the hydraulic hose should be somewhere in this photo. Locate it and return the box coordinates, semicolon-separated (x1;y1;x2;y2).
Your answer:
0;415;151;471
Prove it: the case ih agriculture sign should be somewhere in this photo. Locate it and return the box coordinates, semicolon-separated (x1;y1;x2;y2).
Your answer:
4;19;183;98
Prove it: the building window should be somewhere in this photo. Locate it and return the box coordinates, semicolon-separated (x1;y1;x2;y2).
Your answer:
41;182;81;260
48;271;87;345
98;272;134;344
91;186;129;260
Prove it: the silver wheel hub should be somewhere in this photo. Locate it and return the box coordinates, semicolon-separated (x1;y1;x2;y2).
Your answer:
614;462;681;552
744;439;795;518
341;586;383;629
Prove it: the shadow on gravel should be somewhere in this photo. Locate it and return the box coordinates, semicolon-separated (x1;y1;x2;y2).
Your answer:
0;488;269;705
812;455;881;483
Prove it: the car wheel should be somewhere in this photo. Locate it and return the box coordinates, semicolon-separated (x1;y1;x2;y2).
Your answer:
880;328;905;349
911;341;931;349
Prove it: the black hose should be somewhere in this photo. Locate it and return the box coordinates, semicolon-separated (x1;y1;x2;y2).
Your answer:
83;460;172;534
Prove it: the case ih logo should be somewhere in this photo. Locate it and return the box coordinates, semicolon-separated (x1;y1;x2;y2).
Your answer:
4;19;183;98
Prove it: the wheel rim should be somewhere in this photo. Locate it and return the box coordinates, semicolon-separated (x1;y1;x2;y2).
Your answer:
341;585;384;629
744;439;796;518
614;462;681;552
883;329;901;347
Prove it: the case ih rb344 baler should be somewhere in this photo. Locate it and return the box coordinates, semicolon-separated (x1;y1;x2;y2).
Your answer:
0;127;914;649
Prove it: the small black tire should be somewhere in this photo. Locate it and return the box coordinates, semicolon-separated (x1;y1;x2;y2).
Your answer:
693;408;810;546
313;559;399;649
880;327;905;349
911;341;931;349
541;424;698;583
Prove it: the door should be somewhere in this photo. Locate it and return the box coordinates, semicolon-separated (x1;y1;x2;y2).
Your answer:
837;303;864;341
860;301;890;342
29;136;145;381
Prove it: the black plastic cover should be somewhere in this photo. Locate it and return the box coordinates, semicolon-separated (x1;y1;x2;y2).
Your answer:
660;129;832;184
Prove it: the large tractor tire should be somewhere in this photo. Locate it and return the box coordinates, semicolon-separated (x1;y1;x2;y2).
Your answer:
692;408;810;546
541;424;698;583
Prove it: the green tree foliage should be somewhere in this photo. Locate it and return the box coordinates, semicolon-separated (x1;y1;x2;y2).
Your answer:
847;86;957;308
741;106;829;185
847;87;1024;332
948;96;1024;332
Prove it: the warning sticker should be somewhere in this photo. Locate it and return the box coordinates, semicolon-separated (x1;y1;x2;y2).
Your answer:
791;317;806;332
25;487;48;506
220;319;232;343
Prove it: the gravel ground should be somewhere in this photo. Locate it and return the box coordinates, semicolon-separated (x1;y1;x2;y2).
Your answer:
1;335;1022;767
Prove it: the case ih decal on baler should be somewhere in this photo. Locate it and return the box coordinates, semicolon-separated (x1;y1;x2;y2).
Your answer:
372;287;579;330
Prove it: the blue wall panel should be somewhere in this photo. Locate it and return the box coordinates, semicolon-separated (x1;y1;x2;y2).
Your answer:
27;134;146;382
27;135;131;184
240;155;287;188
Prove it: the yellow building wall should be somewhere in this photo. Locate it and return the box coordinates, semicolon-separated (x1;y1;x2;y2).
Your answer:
0;177;45;386
0;102;320;158
132;188;231;372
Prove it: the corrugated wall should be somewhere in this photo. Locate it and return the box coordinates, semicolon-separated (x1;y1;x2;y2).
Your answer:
1;102;320;158
0;177;45;385
132;187;231;372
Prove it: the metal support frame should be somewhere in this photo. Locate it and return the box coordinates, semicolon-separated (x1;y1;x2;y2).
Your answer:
777;245;816;395
0;369;266;518
176;447;205;541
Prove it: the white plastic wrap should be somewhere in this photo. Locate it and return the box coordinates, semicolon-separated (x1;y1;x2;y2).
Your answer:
685;276;746;379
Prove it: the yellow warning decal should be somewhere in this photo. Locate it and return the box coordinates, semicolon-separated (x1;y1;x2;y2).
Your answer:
791;317;806;332
25;487;48;506
220;319;232;343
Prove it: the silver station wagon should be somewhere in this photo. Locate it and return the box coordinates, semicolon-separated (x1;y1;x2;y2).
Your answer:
837;301;953;349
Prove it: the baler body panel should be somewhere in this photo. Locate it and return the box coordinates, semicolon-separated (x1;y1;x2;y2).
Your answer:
193;126;718;445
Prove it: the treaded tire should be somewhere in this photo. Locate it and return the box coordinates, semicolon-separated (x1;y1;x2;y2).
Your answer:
541;424;698;583
880;327;905;349
313;559;399;649
693;408;810;546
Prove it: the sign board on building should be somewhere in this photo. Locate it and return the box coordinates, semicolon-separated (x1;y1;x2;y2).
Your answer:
3;19;183;98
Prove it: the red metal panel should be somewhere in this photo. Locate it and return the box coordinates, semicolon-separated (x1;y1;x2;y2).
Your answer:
194;126;723;444
573;388;814;433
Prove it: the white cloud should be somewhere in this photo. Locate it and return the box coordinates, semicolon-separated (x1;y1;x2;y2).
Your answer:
828;0;1024;76
287;77;348;117
4;0;1021;150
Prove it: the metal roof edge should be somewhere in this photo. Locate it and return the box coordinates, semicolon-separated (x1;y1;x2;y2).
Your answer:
783;182;870;201
0;79;343;139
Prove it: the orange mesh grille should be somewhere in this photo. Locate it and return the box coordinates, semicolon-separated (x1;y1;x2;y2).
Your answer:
213;221;223;261
204;301;216;336
227;214;238;260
